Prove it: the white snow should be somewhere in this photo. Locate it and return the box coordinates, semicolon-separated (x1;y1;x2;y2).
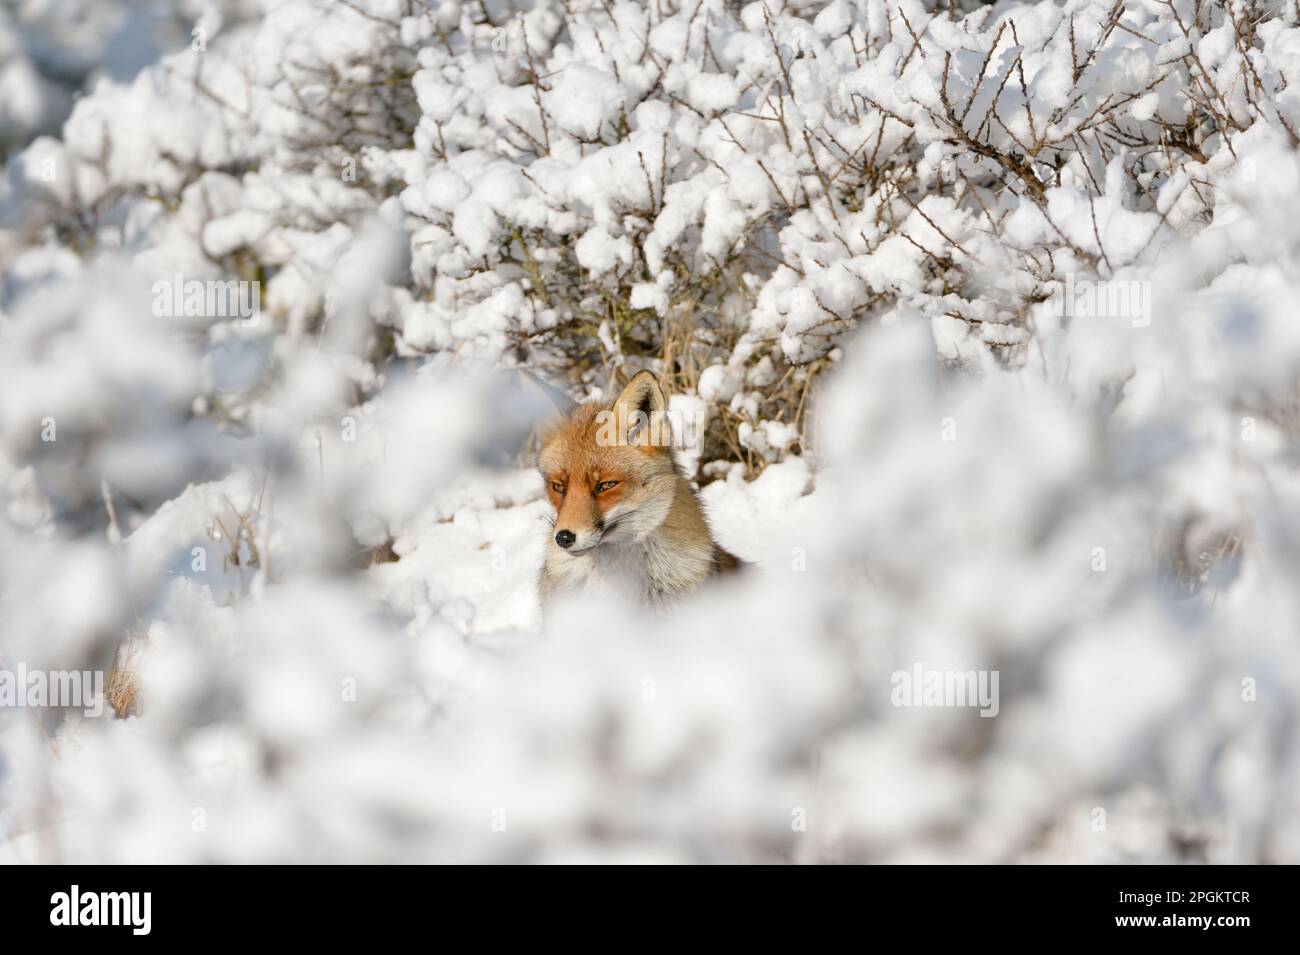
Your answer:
1;0;1299;865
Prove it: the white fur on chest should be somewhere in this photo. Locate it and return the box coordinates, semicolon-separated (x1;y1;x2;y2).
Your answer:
546;540;652;602
544;533;714;604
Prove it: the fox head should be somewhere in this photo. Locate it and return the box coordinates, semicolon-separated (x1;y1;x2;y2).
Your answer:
537;371;679;554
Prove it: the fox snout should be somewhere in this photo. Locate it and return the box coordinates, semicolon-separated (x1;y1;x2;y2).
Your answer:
550;481;609;553
553;524;600;553
553;522;600;552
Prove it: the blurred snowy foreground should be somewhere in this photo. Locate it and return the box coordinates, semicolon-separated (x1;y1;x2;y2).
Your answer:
2;0;1300;862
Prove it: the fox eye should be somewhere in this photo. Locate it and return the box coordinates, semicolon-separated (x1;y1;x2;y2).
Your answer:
549;481;565;494
594;480;619;494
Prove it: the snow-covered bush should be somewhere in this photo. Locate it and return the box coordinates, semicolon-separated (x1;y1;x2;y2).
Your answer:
2;0;1300;863
0;1;262;158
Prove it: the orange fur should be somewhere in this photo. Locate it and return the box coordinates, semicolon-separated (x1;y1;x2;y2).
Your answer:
537;372;741;609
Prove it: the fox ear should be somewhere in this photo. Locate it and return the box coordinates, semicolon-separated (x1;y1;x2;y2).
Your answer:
612;370;669;448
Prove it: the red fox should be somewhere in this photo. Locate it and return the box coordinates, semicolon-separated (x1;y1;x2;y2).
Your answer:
536;370;741;608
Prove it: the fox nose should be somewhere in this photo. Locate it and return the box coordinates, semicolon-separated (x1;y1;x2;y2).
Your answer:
555;529;576;549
